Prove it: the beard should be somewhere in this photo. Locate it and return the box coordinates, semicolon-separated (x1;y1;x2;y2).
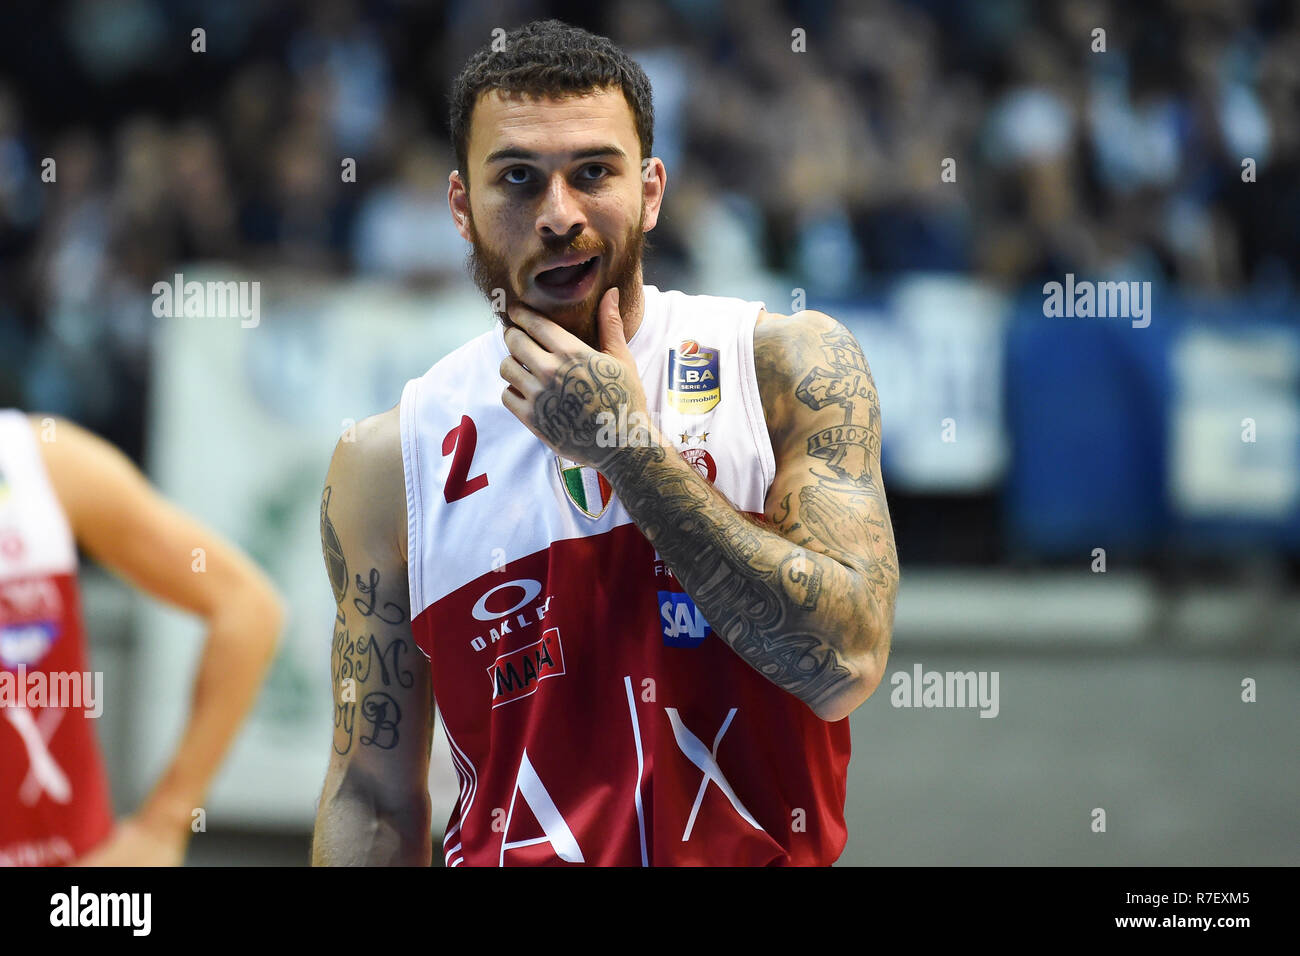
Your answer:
466;204;646;347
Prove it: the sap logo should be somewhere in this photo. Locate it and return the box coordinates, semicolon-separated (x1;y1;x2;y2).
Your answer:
659;592;710;648
0;623;57;667
487;628;566;707
469;578;554;652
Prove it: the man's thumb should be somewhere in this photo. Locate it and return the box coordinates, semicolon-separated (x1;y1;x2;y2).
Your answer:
598;286;628;355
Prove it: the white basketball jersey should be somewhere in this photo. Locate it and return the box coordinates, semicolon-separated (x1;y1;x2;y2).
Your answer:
398;285;852;867
401;284;775;610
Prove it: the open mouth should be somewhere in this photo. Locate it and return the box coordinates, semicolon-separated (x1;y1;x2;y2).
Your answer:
534;255;600;297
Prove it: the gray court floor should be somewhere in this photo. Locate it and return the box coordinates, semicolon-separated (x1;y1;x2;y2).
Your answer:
838;652;1297;866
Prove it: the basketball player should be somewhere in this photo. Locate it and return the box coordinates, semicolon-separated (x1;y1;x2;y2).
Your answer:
312;20;898;866
0;412;283;866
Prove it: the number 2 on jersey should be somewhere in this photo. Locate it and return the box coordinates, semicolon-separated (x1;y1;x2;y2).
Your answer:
442;415;489;503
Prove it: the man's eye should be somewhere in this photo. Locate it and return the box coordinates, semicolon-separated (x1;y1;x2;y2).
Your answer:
578;165;609;181
503;168;531;185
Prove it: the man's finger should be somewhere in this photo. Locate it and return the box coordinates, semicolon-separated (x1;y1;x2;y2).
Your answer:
501;386;548;444
499;355;540;398
501;383;527;419
503;325;556;373
509;306;586;354
597;287;631;360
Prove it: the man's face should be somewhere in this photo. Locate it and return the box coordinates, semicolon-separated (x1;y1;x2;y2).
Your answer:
452;86;662;342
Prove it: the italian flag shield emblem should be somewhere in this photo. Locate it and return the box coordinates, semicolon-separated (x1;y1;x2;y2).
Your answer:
556;457;613;519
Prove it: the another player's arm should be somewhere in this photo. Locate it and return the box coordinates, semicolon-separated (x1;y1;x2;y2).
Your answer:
598;313;895;722
311;408;434;866
34;415;285;863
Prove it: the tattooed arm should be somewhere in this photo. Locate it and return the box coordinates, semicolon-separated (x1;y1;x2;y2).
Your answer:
604;312;895;721
749;310;898;712
500;292;896;722
311;407;435;866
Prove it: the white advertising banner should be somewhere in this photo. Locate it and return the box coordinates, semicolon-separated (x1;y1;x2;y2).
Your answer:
136;267;487;828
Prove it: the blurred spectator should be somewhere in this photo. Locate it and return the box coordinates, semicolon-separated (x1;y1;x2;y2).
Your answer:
0;0;1295;458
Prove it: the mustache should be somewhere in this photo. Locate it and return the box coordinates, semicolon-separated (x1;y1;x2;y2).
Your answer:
524;233;606;277
464;206;646;330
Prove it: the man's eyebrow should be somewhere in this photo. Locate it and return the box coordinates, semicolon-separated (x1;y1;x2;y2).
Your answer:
483;145;629;165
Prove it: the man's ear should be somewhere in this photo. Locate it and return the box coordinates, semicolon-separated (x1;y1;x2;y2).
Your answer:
449;170;472;242
639;157;667;233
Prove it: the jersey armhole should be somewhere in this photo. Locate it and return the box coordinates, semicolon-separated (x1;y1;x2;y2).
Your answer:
738;304;778;496
0;410;78;571
399;378;424;621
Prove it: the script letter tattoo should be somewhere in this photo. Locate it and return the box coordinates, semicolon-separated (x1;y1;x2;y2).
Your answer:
354;568;406;625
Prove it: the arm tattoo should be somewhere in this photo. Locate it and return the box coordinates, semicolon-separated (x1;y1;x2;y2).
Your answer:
532;354;631;460
359;693;401;749
791;327;899;612
603;445;858;715
354;568;406;624
602;316;899;716
355;632;415;689
795;326;882;489
321;487;348;621
329;561;413;754
333;625;413;754
331;622;358;755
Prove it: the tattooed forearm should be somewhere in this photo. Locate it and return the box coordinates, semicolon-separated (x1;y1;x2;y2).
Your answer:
779;549;823;610
603;441;868;718
601;313;898;720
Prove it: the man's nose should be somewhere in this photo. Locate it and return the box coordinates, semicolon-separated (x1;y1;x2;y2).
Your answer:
536;175;586;240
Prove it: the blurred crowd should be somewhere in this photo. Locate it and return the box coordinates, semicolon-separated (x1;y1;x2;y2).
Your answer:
0;0;1297;457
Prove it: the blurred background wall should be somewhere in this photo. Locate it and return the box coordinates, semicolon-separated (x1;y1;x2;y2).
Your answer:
0;0;1296;864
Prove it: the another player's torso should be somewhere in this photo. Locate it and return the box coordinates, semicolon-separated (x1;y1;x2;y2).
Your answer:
0;411;114;866
400;286;851;866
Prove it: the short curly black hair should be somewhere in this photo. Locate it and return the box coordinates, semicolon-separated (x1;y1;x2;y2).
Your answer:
449;20;654;186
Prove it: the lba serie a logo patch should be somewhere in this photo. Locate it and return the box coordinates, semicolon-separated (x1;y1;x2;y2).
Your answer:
667;340;720;414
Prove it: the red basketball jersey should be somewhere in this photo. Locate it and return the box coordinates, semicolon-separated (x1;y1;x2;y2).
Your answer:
0;411;114;866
